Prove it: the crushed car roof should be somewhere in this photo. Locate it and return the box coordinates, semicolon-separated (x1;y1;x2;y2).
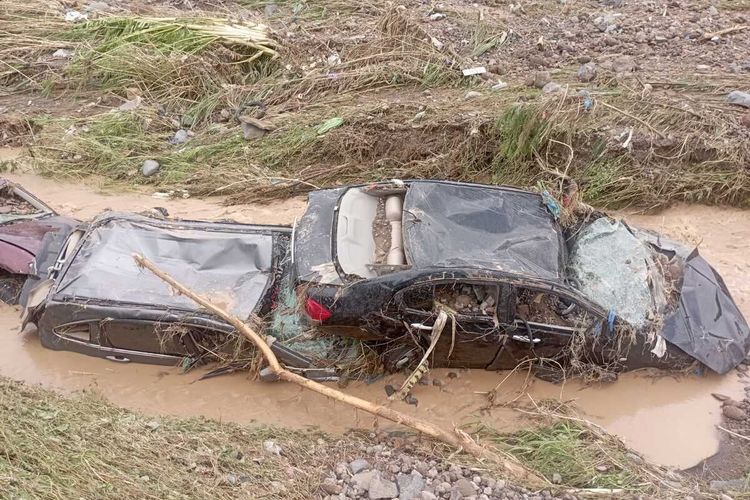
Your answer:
402;182;565;280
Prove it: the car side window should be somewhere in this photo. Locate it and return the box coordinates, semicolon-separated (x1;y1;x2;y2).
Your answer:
514;288;585;327
400;282;500;318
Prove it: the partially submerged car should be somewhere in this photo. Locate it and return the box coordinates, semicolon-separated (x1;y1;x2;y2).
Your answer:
18;180;750;379
0;178;77;304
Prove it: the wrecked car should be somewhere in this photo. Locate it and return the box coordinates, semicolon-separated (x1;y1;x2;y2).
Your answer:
0;178;77;304
18;180;750;379
294;180;750;376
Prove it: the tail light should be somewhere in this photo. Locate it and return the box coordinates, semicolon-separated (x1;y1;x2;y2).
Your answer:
305;297;332;322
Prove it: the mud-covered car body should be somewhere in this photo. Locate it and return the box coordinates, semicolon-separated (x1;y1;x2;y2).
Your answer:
24;212;316;369
0;178;77;303
294;180;750;374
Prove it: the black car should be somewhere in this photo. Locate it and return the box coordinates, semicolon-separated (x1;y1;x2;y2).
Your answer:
293;180;750;375
21;180;750;378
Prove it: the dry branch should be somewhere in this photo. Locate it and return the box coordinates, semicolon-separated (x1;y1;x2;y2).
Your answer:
132;253;540;484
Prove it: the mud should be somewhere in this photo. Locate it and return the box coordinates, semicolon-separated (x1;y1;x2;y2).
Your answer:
1;149;749;470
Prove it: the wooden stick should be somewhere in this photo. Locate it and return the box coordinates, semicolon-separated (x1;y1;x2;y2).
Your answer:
702;25;748;40
717;425;750;442
132;254;539;483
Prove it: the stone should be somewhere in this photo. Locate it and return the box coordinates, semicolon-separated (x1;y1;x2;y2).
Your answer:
170;129;189;145
542;82;562;93
453;478;477;497
723;404;746;420
118;96;142;112
728;91;750;108
352;470;377;489
369;475;399;499
419;492;438;500
398;473;426;499
141;160;160;177
707;6;719;16
264;4;278;16
464;91;483;100
528;71;551;89
495;479;506;489
552;473;562;484
52;49;74;59
577;62;597;82
241;118;275;140
350;459;371;474
321;479;343;495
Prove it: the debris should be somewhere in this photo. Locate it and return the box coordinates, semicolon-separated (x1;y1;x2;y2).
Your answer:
118;97;142;112
703;25;748;41
316;117;344;135
577;62;597;82
263;439;283;456
709;479;750;492
552;473;562;484
141;160;160;177
712;393;731;402
405;394;419;406
52;49;74;59
428;13;446;21
491;81;509;90
326;53;341;66
64;10;88;22
462;67;487;77
464;91;483;100
241;118;275;140
384;384;396;397
727;90;750;108
429;37;444;50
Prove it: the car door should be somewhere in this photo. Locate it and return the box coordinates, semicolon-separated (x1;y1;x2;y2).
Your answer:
487;285;600;370
394;279;512;368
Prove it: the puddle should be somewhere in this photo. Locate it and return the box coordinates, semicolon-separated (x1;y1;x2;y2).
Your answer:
1;150;749;470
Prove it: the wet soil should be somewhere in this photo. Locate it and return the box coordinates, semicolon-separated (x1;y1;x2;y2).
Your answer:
2;151;749;473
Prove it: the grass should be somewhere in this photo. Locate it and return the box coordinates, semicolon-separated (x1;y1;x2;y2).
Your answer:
0;377;334;499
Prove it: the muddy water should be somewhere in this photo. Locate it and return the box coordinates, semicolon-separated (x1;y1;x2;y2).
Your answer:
1;148;748;469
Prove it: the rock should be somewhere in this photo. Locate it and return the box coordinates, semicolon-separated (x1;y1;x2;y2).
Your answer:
542;82;562;93
405;394;419;406
352;470;378;490
464;91;483;100
369;475;398;499
528;71;551;89
728;91;750;108
710;479;749;492
495;479;506;489
472;476;482;485
429;13;446;21
453;478;477;497
419;492;438;500
321;478;343;495
707;6;719;16
169;129;189;145
552;473;562;484
141;160;160;177
241;118;275;140
350;459;371;474
577;62;597;82
52;49;74;59
696;64;710;72
723;405;746;420
398;474;425;499
263;440;282;456
384;384;396;397
741;112;750;128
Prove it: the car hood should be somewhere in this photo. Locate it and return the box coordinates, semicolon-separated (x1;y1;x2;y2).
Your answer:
402;182;565;280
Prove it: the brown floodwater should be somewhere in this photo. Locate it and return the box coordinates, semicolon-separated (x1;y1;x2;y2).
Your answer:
1;149;748;469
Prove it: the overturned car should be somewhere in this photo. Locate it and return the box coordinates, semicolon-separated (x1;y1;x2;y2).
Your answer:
17;180;750;379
